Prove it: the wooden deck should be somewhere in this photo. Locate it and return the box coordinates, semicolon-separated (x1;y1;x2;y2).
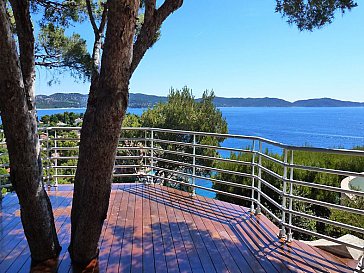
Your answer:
0;184;358;273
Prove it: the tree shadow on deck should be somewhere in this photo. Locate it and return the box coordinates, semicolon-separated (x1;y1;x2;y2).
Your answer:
0;185;357;272
0;190;73;272
119;183;355;273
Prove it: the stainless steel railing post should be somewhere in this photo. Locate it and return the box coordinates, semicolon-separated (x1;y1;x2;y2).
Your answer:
255;140;262;215
144;129;147;171
279;148;288;239
54;129;58;187
191;134;196;197
151;129;154;184
287;150;294;242
46;128;51;187
250;140;256;213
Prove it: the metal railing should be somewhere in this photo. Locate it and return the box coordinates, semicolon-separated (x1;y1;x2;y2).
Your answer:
1;126;364;255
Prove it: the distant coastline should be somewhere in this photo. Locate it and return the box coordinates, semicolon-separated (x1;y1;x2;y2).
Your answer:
35;93;364;109
35;107;364;150
36;107;86;111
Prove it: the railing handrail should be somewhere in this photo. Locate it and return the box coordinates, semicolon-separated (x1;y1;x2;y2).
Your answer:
37;126;364;156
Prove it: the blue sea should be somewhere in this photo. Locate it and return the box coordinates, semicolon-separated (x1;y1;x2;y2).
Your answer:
33;107;364;197
36;107;364;149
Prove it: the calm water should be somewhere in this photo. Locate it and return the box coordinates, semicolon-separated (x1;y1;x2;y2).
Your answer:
221;107;364;149
37;107;364;149
33;107;364;197
36;107;145;117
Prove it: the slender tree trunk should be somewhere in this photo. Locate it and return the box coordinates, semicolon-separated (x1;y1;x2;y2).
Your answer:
69;0;140;266
0;0;61;263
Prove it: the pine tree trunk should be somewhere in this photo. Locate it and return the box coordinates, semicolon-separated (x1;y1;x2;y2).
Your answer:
69;0;139;266
0;0;61;263
0;94;61;263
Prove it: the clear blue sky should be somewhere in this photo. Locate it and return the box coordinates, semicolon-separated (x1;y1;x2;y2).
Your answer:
36;0;364;102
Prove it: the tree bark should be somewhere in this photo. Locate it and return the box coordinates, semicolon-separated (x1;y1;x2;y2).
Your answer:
69;0;184;266
0;0;61;263
69;0;140;266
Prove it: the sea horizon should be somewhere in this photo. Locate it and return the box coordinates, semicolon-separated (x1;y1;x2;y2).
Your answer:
34;107;364;150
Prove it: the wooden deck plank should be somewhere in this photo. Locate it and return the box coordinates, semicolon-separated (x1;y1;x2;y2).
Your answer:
305;244;357;273
293;240;346;273
41;191;74;273
217;199;288;273
100;186;125;272
16;193;74;273
130;185;143;273
60;188;118;273
0;184;358;273
216;200;295;273
156;186;181;273
149;186;168;273
2;190;73;272
235;202;355;273
191;191;272;273
163;187;193;273
141;185;156;273
118;186;137;273
0;194;19;209
237;204;337;273
199;195;268;273
0;190;72;271
171;188;218;273
234;202;322;273
223;200;352;273
0;216;21;243
0;203;21;232
0;190;71;242
99;189;123;270
106;187;129;272
164;188;205;273
175;190;232;273
192;197;247;273
180;191;246;273
18;206;72;273
51;213;72;273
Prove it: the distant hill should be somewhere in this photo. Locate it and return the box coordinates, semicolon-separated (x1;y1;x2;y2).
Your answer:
36;93;88;108
35;93;364;109
211;97;292;107
292;98;364;107
36;93;168;109
129;93;168;107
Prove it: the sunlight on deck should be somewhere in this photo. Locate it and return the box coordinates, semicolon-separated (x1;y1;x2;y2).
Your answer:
0;184;357;272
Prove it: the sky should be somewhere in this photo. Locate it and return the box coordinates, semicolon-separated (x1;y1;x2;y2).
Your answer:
35;0;364;102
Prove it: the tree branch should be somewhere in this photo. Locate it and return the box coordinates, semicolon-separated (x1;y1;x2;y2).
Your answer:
98;2;108;34
35;52;62;60
35;60;84;69
9;0;36;110
0;0;22;86
35;0;69;7
130;0;183;75
144;0;156;23
86;0;98;37
34;0;79;12
155;0;183;26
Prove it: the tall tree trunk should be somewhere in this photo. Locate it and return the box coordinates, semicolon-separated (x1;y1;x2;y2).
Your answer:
69;0;183;266
0;0;61;263
69;0;140;266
